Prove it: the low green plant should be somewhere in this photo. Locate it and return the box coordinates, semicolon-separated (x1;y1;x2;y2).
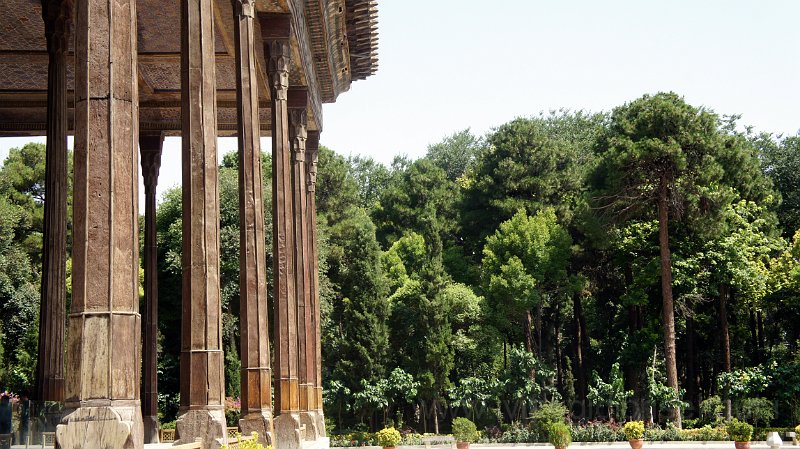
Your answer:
622;421;644;440
726;419;754;442
796;424;800;435
569;423;624;442
376;427;402;448
452;417;478;443
221;431;269;449
531;402;569;434
548;422;572;448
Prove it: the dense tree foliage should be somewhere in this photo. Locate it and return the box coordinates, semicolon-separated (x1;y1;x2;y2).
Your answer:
2;93;799;437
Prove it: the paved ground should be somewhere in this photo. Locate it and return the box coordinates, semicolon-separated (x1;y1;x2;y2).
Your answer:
6;442;785;449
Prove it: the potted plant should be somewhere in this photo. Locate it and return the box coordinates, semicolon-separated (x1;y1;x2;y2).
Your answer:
623;421;645;449
376;427;402;449
452;417;478;449
727;419;754;449
548;422;572;449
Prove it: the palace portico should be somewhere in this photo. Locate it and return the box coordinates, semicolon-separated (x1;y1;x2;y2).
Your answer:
0;0;378;447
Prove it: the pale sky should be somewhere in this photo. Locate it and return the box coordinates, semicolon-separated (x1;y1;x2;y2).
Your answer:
2;0;799;210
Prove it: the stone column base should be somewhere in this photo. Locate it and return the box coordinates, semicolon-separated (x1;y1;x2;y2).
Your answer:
176;408;228;449
299;411;319;441
143;414;160;444
314;410;326;437
56;405;143;449
240;411;274;445
275;412;302;449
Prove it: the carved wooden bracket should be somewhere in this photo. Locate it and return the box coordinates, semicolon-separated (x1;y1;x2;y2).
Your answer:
41;0;73;54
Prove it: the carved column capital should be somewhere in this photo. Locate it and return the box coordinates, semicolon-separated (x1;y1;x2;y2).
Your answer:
268;40;291;101
41;0;73;54
289;108;307;162
306;131;319;192
234;0;255;18
139;134;164;194
267;39;291;100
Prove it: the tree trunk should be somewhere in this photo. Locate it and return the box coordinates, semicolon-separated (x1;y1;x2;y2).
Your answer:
524;310;534;353
686;316;699;415
573;292;587;407
719;283;732;420
757;311;765;362
749;310;759;364
433;398;439;435
657;175;682;428
536;302;543;358
555;301;564;399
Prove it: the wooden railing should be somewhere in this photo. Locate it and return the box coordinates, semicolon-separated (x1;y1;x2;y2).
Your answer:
42;432;56;447
160;428;177;443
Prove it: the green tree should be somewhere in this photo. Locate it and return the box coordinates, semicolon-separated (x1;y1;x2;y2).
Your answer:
461;111;603;255
425;129;483;182
482;209;571;354
590;93;743;427
758;133;800;237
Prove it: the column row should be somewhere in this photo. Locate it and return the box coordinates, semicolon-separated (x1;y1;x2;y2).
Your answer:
43;1;327;449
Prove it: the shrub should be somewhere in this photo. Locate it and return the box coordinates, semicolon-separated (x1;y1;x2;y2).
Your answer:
700;396;724;425
727;419;754;442
376;427;402;448
548;422;572;447
681;425;729;441
796;424;800;435
161;420;177;430
622;421;644;440
569;422;624;442
736;397;774;428
643;424;683;442
531;402;569;435
452;417;478;443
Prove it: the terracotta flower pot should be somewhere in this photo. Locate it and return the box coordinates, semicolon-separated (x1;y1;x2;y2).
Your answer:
457;442;470;449
554;446;567;449
629;439;644;449
383;446;396;449
734;442;751;449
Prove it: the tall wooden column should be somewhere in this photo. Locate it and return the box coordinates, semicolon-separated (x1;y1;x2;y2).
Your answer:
234;0;273;444
289;91;317;440
55;0;143;445
306;131;326;436
176;0;227;446
262;13;303;449
140;134;163;444
35;0;71;404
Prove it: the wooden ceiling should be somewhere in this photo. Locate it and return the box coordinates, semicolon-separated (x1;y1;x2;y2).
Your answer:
0;0;379;137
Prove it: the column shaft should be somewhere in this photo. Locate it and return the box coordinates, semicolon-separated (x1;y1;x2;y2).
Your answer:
56;0;143;445
176;0;227;446
36;0;70;403
268;34;299;416
291;105;317;440
264;13;303;449
306;133;326;436
234;0;273;444
140;134;163;444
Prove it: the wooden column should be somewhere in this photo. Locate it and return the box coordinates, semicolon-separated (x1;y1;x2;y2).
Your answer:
55;0;143;445
35;0;71;404
234;0;273;444
262;13;303;449
289;90;317;440
306;131;326;436
175;0;227;446
140;133;163;444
